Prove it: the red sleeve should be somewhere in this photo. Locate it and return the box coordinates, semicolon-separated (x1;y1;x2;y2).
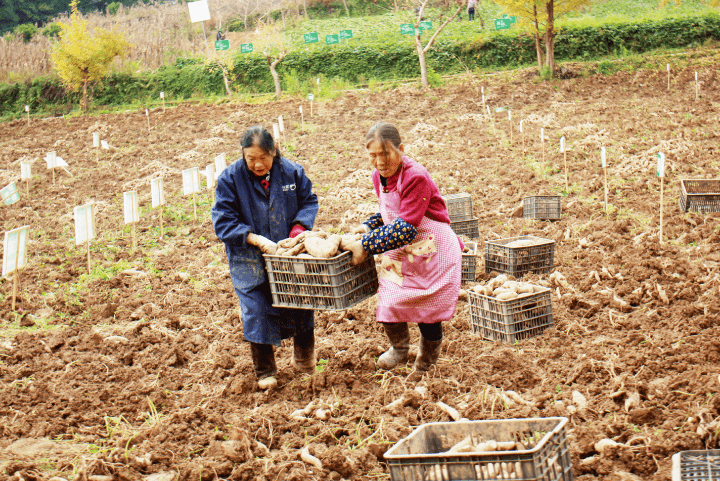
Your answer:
371;170;381;197
398;171;433;227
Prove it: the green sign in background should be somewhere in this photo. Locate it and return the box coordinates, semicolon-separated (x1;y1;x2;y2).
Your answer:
419;20;433;31
326;34;339;44
240;43;253;53
400;24;414;35
214;39;229;51
494;19;512;30
339;29;353;39
304;32;319;43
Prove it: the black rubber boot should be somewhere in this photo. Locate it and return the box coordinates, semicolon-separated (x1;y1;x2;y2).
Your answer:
293;329;316;375
414;336;443;372
250;342;277;389
377;322;410;370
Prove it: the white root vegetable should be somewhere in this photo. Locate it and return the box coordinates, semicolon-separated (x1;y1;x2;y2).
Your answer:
305;235;341;258
300;446;323;470
496;441;517;451
436;401;461;421
384;397;405;410
496;292;518;301
572;390;588;410
594;438;620;455
339;234;362;251
315;408;331;421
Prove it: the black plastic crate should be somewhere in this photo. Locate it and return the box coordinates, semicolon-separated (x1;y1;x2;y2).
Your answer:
468;287;553;343
524;196;562;220
384;418;574;481
672;449;720;481
450;218;479;238
679;179;720;214
443;193;473;222
461;242;478;285
264;251;378;310
485;236;555;277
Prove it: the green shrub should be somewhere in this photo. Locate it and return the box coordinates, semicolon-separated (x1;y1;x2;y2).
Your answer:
42;22;62;38
107;2;122;15
14;23;38;43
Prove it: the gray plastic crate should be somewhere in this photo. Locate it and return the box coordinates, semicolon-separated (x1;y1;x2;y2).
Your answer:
679;179;720;214
443;193;474;222
385;418;574;481
462;242;478;285
523;196;562;220
672;449;720;481
485;236;555;277
264;251;378;310
468;287;553;343
450;218;479;239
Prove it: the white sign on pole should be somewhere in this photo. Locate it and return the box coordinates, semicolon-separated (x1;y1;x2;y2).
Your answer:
151;178;165;208
1;182;20;206
101;140;109;150
273;123;279;141
2;226;29;277
123;191;140;225
278;115;284;132
519;120;524;133
508;110;511;121
160;91;165;99
74;203;96;246
486;105;491;116
188;0;211;22
657;153;666;178
24;105;29;113
601;147;607;168
540;128;544;141
182;167;201;196
667;63;670;72
46;151;57;169
20;162;31;181
205;164;216;191
93;132;100;148
560;136;565;153
214;153;226;179
299;105;303;114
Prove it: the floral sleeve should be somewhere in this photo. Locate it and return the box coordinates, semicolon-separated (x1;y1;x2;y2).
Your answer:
361;217;418;255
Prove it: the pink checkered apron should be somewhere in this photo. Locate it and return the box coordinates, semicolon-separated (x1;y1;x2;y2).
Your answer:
376;165;462;324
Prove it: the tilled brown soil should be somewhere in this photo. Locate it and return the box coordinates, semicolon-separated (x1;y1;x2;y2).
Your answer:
1;61;720;480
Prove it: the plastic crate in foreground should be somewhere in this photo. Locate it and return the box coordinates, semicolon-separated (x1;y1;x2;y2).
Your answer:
462;242;478;285
485;235;555;277
443;193;474;222
679;179;720;214
450;218;479;239
263;251;378;311
468;286;553;343
523;196;562;220
672;449;720;481
384;417;574;481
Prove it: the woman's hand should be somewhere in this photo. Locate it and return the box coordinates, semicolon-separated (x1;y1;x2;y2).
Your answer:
346;240;368;266
246;233;278;255
351;224;370;235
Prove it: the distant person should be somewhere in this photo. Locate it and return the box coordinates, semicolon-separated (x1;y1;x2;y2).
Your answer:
212;125;319;390
216;29;224;41
467;0;476;21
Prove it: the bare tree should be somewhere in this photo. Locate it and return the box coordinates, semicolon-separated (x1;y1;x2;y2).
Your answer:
412;0;463;88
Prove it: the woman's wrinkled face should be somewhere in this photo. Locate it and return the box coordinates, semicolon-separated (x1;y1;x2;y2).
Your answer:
244;145;275;177
367;140;404;178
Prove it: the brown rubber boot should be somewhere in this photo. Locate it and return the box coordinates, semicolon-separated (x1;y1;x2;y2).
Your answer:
377;322;410;370
293;329;316;375
414;336;443;372
250;342;277;389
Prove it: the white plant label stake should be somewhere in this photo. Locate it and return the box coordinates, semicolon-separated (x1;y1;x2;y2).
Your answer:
101;140;109;150
3;225;29;311
299;105;304;131
695;71;699;102
1;182;20;206
47;151;57;184
667;63;670;91
540;128;545;162
657;152;665;244
160;91;166;112
560;136;568;192
508;110;513;144
205;163;216;203
214;153;226;178
145;108;150;131
151;177;166;239
74;203;96;273
601;147;608;213
123;191;140;252
278;115;284;132
273;123;280;143
20;161;31;194
309;93;314;117
25;104;30;125
182;167;201;220
93;132;100;161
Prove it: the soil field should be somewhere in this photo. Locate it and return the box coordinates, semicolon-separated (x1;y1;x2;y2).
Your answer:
1;60;720;481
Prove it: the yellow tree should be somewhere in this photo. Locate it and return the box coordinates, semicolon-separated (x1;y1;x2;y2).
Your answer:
492;0;591;75
51;0;129;111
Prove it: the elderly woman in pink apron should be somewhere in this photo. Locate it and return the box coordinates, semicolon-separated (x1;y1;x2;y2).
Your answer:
347;122;462;372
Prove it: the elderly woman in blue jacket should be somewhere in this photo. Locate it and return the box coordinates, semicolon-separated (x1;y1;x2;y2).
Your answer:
212;125;319;390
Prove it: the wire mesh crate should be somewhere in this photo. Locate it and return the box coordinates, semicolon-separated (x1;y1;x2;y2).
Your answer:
468;287;553;343
264;251;378;310
462;242;478;285
679;180;720;214
443;193;474;222
450;218;479;239
485;236;555;277
523;196;562;220
672;449;720;481
384;417;574;481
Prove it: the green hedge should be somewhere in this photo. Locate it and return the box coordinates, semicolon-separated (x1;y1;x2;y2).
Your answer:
1;13;719;115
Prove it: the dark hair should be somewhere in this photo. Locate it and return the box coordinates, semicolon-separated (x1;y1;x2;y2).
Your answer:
240;125;281;162
366;121;403;156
